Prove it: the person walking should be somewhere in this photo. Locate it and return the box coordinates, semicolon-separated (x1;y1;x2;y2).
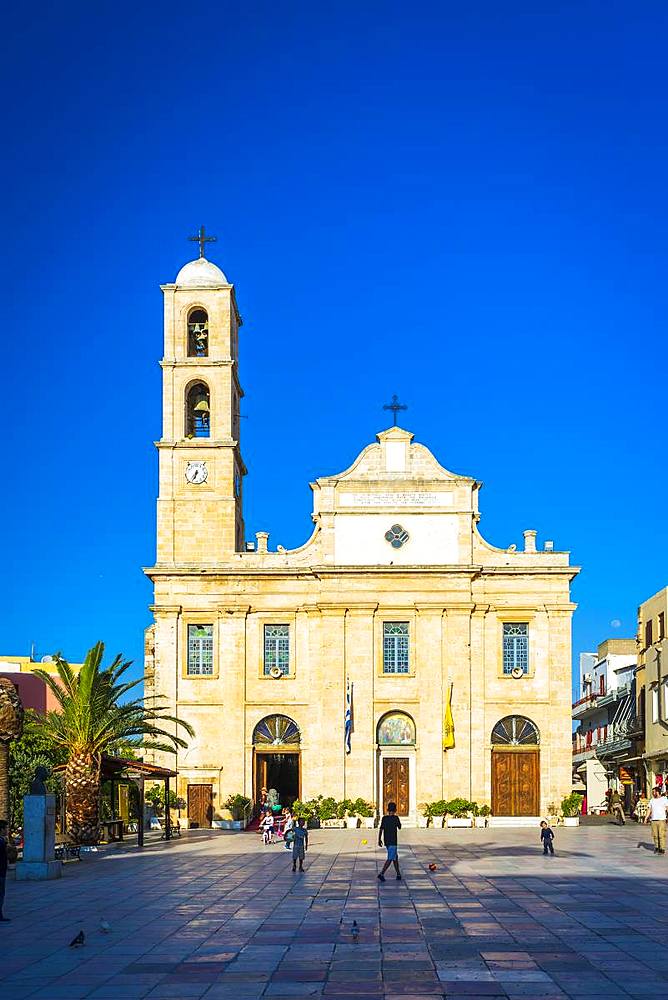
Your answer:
540;820;555;856
377;801;402;881
291;817;308;872
644;787;668;855
610;788;625;825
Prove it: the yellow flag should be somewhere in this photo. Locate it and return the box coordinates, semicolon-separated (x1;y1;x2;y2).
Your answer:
443;682;455;750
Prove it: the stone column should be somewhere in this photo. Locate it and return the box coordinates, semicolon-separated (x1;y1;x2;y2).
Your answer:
16;794;62;881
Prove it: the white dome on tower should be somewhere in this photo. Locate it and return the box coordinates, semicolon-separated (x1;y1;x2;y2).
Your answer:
175;257;228;287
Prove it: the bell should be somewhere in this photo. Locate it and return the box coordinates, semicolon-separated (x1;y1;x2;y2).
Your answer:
193;398;210;413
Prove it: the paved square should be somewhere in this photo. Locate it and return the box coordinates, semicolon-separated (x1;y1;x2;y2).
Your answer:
2;824;667;999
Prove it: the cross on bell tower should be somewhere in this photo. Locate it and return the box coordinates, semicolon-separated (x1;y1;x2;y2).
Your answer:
188;225;217;259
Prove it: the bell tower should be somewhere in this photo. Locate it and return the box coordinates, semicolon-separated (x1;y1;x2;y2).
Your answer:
156;236;245;563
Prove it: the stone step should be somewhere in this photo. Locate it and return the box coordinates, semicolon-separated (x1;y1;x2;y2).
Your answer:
488;815;542;828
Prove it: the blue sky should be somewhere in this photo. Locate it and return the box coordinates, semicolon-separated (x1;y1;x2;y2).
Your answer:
1;3;666;695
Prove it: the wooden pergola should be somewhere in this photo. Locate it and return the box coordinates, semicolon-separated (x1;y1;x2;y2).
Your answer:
100;755;178;847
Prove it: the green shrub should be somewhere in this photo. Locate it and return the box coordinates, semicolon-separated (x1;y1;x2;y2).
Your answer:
430;799;447;816
224;793;251;820
351;797;374;817
291;799;314;820
336;798;355;819
444;797;475;817
316;796;338;821
561;793;583;818
478;804;491;817
419;802;435;818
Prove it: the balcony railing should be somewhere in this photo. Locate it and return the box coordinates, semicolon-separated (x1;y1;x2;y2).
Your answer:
572;714;641;755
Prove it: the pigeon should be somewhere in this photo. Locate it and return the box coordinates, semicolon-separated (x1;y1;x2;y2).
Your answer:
99;919;111;934
69;930;85;948
351;920;360;942
428;863;437;872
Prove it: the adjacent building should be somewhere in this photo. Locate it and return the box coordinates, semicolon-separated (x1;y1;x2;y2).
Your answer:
144;250;580;827
572;639;641;813
638;587;668;790
0;655;80;714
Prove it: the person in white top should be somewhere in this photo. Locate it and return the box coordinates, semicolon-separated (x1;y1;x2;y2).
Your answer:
644;787;668;854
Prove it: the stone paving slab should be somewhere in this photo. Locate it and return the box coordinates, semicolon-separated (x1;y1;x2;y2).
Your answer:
1;824;667;998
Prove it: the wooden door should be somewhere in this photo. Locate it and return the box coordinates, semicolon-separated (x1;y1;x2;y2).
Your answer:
187;784;213;828
382;757;410;816
492;751;539;816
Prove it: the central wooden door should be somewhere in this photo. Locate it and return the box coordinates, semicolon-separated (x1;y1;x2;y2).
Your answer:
187;783;213;828
492;751;539;816
382;757;409;816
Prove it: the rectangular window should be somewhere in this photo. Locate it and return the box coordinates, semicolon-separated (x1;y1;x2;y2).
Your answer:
264;625;290;675
383;622;409;674
659;612;665;641
599;674;606;695
652;687;659;724
187;624;213;676
502;622;529;674
645;619;653;649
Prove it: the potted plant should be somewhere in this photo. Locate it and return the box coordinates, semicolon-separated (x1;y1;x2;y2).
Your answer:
291;799;315;825
561;793;583;827
417;803;433;828
338;798;358;828
474;804;491;828
352;797;376;828
430;799;447;827
218;793;251;829
445;798;474;828
317;796;343;828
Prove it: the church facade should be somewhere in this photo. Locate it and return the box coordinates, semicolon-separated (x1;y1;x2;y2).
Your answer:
144;251;579;826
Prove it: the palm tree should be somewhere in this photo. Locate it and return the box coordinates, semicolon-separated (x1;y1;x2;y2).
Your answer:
0;677;24;823
32;642;193;844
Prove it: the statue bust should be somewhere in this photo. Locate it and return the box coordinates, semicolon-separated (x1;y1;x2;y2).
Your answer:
30;766;50;795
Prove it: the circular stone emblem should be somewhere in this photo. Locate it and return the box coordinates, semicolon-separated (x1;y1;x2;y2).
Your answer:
384;524;410;549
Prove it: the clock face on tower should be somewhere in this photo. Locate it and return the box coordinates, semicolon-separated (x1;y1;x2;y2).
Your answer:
185;461;208;485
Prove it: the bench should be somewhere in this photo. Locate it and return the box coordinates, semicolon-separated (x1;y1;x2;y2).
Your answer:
55;837;81;861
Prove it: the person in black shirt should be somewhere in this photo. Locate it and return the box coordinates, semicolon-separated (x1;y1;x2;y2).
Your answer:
540;820;555;856
377;801;402;881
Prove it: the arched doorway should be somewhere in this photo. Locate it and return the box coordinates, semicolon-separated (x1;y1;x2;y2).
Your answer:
253;714;301;810
491;715;540;816
377;711;416;818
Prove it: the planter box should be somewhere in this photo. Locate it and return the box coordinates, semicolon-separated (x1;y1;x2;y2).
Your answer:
215;819;245;830
307;818;320;829
321;818;345;828
562;816;580;827
361;817;377;829
473;817;488;828
344;816;359;829
446;817;472;828
417;815;430;828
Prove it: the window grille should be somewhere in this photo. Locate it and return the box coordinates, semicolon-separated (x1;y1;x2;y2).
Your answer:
502;622;529;674
187;624;213;676
264;624;290;675
383;622;409;674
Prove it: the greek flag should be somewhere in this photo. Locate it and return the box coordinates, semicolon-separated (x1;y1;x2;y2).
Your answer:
345;678;353;754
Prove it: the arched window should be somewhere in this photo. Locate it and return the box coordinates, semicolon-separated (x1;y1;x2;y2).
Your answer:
185;382;210;438
253;714;300;746
491;715;539;746
188;309;209;357
377;711;416;746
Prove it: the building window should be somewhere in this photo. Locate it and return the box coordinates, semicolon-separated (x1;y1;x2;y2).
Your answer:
659;612;665;641
185;382;210;438
187;624;213;676
187;309;209;357
652;687;659;724
264;625;290;675
645;619;653;649
664;680;668;718
383;622;409;674
502;623;529;674
599;674;606;695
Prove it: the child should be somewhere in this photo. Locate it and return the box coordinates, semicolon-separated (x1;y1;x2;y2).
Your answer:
540;820;555;856
291;817;308;872
377;801;402;881
261;810;275;845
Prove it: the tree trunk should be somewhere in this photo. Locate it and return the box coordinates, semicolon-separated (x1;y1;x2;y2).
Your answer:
0;741;8;823
66;752;101;844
